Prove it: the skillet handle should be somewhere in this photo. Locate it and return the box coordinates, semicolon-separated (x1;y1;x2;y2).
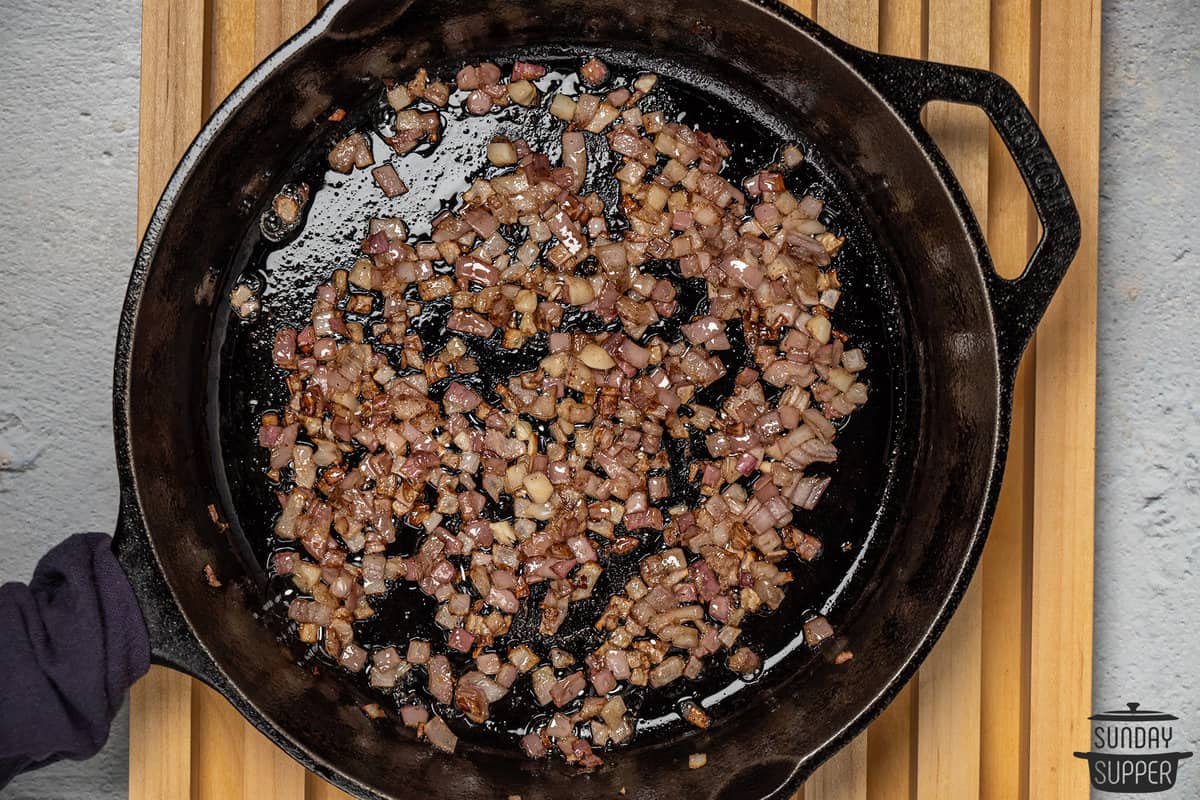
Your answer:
860;54;1081;373
113;500;224;687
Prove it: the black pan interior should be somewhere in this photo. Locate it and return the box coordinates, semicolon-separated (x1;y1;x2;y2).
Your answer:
213;44;907;750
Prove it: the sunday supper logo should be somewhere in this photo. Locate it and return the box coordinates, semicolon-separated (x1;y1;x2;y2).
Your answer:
1074;703;1193;793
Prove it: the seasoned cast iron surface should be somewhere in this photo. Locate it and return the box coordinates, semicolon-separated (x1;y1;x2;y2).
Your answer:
211;47;905;750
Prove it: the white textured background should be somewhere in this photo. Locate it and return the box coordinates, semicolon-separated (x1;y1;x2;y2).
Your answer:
1093;2;1199;798
0;1;140;798
0;2;1196;799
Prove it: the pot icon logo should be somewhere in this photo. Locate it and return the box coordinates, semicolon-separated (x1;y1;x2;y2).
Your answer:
1074;702;1192;793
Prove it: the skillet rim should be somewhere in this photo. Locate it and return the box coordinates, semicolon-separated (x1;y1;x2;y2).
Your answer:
112;1;1057;796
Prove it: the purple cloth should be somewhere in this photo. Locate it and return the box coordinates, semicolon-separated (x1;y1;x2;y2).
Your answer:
0;533;150;787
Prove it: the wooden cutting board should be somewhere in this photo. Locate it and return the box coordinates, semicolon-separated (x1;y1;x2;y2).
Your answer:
130;1;1099;798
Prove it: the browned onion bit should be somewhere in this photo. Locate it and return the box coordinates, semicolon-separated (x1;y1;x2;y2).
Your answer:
274;56;869;766
262;182;311;242
371;163;408;198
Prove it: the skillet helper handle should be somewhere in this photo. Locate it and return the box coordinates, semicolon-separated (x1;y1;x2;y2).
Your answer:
113;502;224;687
864;53;1081;372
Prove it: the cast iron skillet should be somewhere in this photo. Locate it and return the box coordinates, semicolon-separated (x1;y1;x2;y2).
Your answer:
111;0;1080;798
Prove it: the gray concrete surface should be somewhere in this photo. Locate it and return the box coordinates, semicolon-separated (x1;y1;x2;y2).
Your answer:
0;1;1197;799
1093;3;1200;798
0;1;141;798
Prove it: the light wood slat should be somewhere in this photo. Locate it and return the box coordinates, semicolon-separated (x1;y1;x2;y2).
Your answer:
866;685;916;800
804;731;868;800
778;0;816;18
981;361;1035;800
136;0;207;232
917;1;990;799
244;725;308;799
1028;1;1099;798
192;676;308;800
256;0;322;60
915;541;984;795
801;4;878;800
818;0;880;44
191;683;246;800
979;2;1038;799
865;5;923;799
129;669;195;800
307;772;358;800
130;1;207;799
879;0;923;59
207;0;257;114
